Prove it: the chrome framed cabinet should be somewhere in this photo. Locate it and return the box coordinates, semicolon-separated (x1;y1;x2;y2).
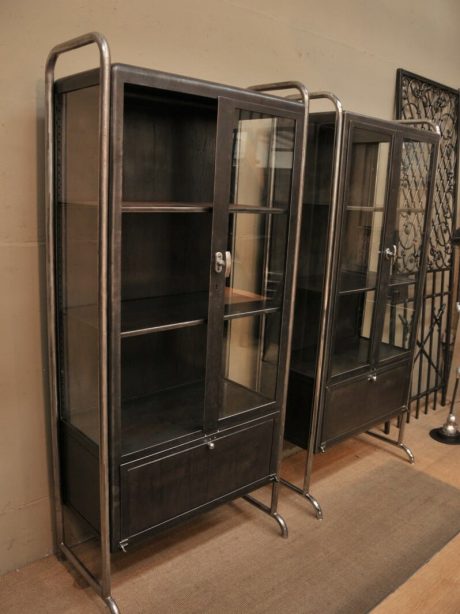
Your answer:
283;109;440;516
46;34;308;613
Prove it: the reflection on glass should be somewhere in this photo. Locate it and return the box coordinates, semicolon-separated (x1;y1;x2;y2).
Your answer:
380;284;415;359
221;313;280;418
340;135;390;291
392;140;433;285
225;213;287;317
331;290;375;375
231;111;295;209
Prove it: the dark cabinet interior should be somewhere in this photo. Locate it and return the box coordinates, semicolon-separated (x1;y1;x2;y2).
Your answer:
285;112;439;452
52;64;304;552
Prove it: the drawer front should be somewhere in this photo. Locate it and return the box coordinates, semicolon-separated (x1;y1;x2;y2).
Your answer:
321;363;409;446
120;418;275;539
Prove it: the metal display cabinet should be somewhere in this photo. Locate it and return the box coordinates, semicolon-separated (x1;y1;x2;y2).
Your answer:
45;34;308;612
283;105;440;518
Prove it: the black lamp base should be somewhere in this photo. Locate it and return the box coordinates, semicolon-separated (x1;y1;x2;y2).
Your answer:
429;428;460;445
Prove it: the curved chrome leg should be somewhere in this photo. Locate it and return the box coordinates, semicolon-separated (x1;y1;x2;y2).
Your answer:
280;478;323;520
243;494;289;538
304;492;323;520
104;596;121;614
398;442;415;464
366;429;415;464
272;512;288;538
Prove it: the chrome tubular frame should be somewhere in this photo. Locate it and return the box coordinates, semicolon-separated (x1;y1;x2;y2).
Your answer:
366;120;441;463
278;92;344;520
45;33;119;613
396;118;442;136
243;81;310;537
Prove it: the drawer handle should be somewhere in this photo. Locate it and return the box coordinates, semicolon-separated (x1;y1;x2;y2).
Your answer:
207;441;215;450
368;373;377;383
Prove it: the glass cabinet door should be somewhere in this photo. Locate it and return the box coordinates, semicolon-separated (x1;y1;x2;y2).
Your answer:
331;126;392;375
378;137;434;360
207;100;299;423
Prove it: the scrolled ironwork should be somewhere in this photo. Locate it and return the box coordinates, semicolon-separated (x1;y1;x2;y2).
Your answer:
396;69;459;414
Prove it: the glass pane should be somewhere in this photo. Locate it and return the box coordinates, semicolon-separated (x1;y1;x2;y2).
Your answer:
340;136;390;291
121;326;206;454
380;284;415;359
331;290;375;375
58;86;100;442
230;112;295;210
221;313;281;418
225;212;288;317
340;209;384;291
392;140;433;284
57;85;102;582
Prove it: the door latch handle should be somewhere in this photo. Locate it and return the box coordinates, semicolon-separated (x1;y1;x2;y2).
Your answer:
368;372;377;383
215;251;232;277
380;244;397;261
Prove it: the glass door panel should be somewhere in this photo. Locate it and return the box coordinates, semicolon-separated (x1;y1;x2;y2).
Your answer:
331;290;376;375
215;102;298;420
224;212;287;316
332;127;392;375
379;138;433;359
340;135;390;292
230;112;294;210
221;209;288;418
222;312;281;418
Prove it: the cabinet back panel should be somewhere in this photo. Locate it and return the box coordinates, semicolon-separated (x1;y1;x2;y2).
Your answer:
121;212;212;300
123;86;217;203
121;325;207;401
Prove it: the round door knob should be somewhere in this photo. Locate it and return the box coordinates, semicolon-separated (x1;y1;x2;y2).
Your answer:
368;373;377;383
207;441;215;450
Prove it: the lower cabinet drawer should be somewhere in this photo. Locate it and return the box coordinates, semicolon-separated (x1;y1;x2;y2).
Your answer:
120;418;275;539
321;363;410;446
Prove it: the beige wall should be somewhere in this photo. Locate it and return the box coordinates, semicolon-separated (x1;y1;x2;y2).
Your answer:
1;0;460;575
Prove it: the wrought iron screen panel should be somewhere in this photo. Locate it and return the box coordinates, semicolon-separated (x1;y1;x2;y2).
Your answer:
395;69;459;417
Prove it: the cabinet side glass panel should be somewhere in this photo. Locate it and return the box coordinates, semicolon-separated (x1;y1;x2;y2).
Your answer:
379;139;433;360
56;85;102;577
58;85;100;441
290;119;336;379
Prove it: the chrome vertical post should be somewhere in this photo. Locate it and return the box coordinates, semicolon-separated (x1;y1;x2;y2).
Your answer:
45;33;118;613
242;81;310;537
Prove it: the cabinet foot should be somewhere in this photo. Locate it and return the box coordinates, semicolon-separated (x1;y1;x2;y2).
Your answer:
104;596;121;614
272;512;289;538
280;478;323;520
243;494;289;538
366;430;415;464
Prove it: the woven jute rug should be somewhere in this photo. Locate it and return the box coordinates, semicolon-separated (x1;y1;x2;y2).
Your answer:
2;441;460;613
